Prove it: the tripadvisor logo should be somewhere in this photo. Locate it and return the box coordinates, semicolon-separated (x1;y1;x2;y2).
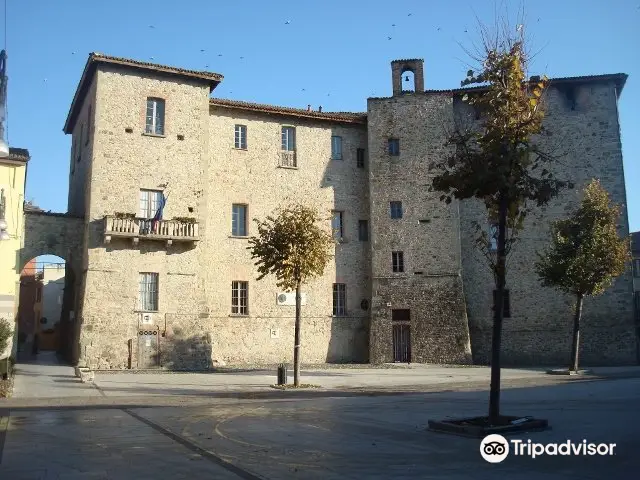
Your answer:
480;434;617;463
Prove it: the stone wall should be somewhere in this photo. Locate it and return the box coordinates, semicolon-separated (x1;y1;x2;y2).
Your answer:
74;63;370;368
459;81;638;366
366;92;472;364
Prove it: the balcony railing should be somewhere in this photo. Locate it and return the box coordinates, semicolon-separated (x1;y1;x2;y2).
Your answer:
279;150;297;168
104;216;199;246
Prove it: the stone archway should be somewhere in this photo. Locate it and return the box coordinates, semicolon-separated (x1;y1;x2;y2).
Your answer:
20;211;84;363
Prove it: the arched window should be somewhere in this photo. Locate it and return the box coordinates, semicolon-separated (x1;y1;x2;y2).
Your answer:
402;70;415;92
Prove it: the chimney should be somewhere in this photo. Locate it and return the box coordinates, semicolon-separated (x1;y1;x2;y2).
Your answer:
318;106;322;112
307;104;311;111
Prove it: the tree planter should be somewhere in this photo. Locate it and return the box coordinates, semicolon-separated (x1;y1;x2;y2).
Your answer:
546;368;593;376
428;415;549;438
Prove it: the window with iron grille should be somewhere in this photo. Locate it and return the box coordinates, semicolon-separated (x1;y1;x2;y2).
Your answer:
234;124;247;149
139;273;159;311
332;211;343;239
232;204;248;236
232;281;248;315
392;251;404;272
390;201;403;219
139;189;163;219
388;138;400;156
281;126;296;151
356;148;365;168
358;220;369;241
489;223;498;251
493;289;511;318
331;135;342;160
333;283;346;316
145;97;165;135
633;259;640;278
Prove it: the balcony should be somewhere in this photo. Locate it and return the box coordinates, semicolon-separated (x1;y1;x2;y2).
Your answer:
279;150;297;168
104;215;199;246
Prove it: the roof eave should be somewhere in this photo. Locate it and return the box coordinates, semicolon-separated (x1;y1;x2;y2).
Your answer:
209;100;367;124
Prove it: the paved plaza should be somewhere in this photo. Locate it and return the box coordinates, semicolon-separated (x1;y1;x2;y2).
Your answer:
1;353;639;479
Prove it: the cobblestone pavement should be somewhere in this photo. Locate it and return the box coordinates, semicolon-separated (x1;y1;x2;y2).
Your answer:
1;353;639;479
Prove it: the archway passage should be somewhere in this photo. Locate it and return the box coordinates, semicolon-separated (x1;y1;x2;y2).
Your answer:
17;256;68;359
19;211;84;364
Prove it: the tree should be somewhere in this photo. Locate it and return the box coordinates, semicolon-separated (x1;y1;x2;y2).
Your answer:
0;318;10;355
248;204;333;386
429;24;571;424
535;179;630;372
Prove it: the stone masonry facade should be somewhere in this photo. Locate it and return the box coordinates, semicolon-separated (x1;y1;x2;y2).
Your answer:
55;53;637;369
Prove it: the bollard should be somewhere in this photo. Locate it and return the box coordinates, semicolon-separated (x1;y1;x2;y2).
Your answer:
277;363;287;385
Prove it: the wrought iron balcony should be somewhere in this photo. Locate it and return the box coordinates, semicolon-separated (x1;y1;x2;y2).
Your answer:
104;215;199;246
279;150;297;168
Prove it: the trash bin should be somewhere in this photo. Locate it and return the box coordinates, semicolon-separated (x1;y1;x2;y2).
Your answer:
277;363;287;385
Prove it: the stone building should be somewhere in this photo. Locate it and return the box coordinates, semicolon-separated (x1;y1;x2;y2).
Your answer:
632;231;640;323
48;53;637;369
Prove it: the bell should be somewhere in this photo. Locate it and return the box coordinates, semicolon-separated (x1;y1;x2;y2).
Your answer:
405;75;410;82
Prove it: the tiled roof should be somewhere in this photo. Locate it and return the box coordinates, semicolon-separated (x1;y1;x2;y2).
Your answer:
6;147;30;162
210;98;367;124
64;53;224;133
368;73;628;100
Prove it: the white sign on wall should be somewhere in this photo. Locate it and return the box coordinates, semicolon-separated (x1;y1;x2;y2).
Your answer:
276;292;307;306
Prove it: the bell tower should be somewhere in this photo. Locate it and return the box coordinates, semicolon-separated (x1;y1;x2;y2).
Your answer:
391;58;424;96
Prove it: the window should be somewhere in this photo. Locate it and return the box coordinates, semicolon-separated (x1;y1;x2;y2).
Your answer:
232;204;248;236
331;135;342;160
281;126;296;151
392;309;410;321
332;211;343;239
333;283;346;316
139;189;163;219
489;223;498;251
493;289;511;318
358;220;369;241
231;281;248;315
633;259;640;278
145;97;165;135
85;106;91;145
234;124;247;149
388;138;400;156
139;273;159;311
390;201;403;219
392;251;404;272
356;148;365;168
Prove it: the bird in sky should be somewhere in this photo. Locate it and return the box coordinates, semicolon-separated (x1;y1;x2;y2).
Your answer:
388;36;392;40
392;24;396;27
437;27;441;31
148;25;154;28
200;49;205;52
218;54;223;57
285;20;291;24
408;13;412;16
240;56;244;59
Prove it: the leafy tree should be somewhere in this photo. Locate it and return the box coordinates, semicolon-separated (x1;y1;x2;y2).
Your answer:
0;318;11;355
248;204;333;386
429;25;571;424
535;179;630;372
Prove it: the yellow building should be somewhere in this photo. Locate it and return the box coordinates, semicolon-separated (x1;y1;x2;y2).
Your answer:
0;147;29;360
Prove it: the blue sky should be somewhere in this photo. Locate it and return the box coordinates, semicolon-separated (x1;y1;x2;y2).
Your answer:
4;0;640;234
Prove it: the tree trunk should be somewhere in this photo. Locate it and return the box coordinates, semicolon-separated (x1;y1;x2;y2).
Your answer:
569;294;584;373
293;281;302;387
489;193;508;425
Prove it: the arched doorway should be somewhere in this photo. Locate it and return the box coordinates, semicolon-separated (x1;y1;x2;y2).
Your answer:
17;255;75;363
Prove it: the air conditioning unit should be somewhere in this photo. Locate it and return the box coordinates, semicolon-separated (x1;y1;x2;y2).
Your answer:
141;313;155;324
276;292;307;306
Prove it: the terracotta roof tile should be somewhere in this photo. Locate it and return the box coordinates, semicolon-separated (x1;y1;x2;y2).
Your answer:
64;53;224;133
7;147;30;162
210;98;367;124
369;73;628;100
